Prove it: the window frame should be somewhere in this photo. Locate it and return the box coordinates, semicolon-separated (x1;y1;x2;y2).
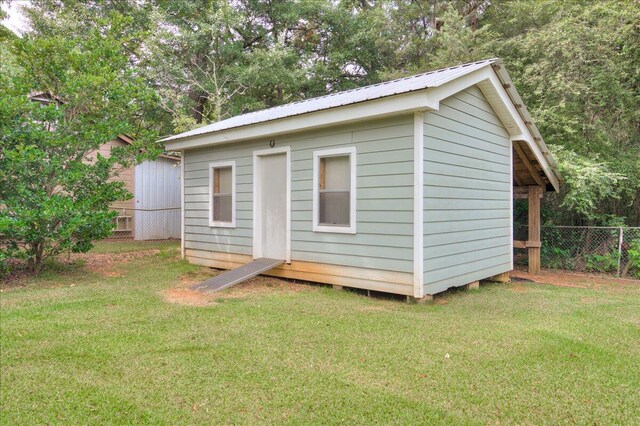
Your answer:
208;161;236;228
312;146;357;234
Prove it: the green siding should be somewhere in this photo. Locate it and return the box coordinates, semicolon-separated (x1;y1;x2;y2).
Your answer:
183;115;415;273
423;86;512;294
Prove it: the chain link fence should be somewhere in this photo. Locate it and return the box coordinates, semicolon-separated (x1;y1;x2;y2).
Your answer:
514;225;640;278
98;207;181;252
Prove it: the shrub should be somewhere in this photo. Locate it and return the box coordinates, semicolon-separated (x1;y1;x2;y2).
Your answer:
585;251;619;274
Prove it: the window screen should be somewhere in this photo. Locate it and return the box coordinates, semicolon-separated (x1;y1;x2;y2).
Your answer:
212;166;232;223
319;155;350;226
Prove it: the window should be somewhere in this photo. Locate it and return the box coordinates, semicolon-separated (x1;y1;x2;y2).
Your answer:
209;161;235;227
313;147;356;234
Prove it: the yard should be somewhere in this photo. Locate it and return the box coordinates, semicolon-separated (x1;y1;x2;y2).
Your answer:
1;243;639;425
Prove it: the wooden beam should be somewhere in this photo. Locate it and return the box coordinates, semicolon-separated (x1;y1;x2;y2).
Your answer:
513;174;523;186
514;186;543;199
462;281;480;290
513;152;524;186
528;186;542;274
514;142;546;187
513;240;541;249
408;295;433;304
487;272;511;283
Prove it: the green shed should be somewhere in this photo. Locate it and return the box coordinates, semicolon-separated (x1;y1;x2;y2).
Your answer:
163;59;561;301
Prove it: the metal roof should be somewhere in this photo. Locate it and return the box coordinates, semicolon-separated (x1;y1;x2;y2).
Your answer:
162;59;498;142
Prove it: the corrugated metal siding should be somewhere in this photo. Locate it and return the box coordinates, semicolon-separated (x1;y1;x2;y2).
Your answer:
184;115;415;273
423;86;512;294
133;157;181;240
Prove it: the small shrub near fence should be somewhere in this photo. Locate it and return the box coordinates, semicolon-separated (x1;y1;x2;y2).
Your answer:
515;225;640;278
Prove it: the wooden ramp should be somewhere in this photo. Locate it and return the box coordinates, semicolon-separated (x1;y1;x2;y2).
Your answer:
191;258;285;293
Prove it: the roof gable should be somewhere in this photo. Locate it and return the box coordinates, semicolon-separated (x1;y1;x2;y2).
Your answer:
162;59;560;190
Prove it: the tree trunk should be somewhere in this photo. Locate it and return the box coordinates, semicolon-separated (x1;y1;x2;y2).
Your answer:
27;243;45;274
191;91;208;124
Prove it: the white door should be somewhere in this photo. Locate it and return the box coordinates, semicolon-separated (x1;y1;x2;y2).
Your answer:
254;149;290;261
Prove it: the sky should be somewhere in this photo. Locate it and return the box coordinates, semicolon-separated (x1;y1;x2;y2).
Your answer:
1;1;30;36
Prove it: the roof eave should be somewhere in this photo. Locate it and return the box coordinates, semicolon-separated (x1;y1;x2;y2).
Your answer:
491;62;563;190
163;88;436;151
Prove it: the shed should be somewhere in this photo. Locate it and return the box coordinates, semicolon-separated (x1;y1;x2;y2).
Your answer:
95;135;182;241
28;93;182;241
163;59;561;300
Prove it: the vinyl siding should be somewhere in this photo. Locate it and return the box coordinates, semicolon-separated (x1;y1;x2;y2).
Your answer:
92;139;135;214
183;115;415;275
423;85;512;294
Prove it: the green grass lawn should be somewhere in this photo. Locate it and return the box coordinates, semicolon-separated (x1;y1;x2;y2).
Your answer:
1;247;639;425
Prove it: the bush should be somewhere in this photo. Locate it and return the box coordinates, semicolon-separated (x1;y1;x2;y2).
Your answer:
541;245;575;270
585;251;619;274
623;239;640;278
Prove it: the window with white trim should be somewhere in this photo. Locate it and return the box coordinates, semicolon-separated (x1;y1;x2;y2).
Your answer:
313;147;356;234
209;161;235;227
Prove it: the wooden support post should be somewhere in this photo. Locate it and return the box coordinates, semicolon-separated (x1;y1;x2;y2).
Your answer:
462;281;480;290
528;186;542;274
407;295;433;304
487;272;511;283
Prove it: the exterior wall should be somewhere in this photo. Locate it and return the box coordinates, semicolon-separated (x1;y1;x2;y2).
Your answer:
133;157;181;240
423;85;512;295
86;139;135;236
97;139;135;215
183;115;415;295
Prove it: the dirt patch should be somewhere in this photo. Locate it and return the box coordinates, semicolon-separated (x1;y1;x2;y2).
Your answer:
361;305;390;311
1;249;161;289
164;288;212;307
509;283;529;293
511;268;640;290
69;250;160;277
433;297;449;305
162;272;317;306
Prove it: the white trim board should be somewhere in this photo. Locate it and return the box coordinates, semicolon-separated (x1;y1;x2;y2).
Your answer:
312;146;357;235
208;160;236;228
180;150;185;259
252;146;292;263
509;141;514;270
413;112;425;298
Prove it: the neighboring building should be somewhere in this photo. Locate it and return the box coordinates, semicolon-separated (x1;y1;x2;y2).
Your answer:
95;135;181;241
30;93;181;241
162;59;561;299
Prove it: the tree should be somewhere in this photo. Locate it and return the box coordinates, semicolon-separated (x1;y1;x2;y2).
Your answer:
484;1;640;225
142;0;394;130
0;13;161;273
4;0;639;230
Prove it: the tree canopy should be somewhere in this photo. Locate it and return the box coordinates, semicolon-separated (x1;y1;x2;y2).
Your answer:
0;3;161;272
2;0;639;228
